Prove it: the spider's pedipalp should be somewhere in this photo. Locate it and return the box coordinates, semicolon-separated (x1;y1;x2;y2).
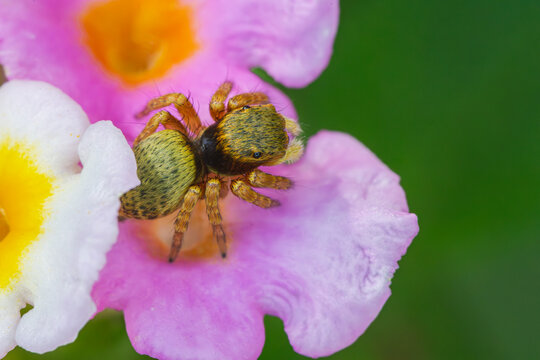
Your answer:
283;116;302;136
282;137;304;164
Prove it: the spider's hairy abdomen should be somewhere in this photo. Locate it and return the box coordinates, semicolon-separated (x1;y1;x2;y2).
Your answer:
120;130;203;219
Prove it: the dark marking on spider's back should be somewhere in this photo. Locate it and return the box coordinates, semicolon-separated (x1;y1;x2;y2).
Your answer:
120;130;203;219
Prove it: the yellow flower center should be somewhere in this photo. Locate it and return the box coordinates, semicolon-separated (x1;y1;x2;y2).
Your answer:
0;208;9;241
80;0;199;86
0;139;54;292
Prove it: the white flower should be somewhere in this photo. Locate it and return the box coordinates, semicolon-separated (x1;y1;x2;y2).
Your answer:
0;80;138;356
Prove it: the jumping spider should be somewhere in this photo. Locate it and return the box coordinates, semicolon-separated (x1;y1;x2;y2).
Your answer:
119;82;303;262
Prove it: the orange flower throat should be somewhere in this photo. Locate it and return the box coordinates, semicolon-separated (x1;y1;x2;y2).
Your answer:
80;0;199;86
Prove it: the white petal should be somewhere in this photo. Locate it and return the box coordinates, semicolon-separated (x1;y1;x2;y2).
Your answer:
0;80;88;177
0;81;139;354
0;296;20;357
14;121;138;353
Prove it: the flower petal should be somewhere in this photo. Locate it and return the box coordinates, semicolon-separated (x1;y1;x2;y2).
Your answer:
93;130;417;359
227;131;418;357
0;0;322;135
0;80;139;355
0;80;88;177
116;57;297;140
15;121;138;353
94;223;266;360
0;297;19;355
0;1;123;125
197;0;340;87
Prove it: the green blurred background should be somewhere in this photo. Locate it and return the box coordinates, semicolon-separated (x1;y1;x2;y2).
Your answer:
5;0;540;359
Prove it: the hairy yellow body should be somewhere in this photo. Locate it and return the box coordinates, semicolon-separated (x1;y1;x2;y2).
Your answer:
120;130;202;219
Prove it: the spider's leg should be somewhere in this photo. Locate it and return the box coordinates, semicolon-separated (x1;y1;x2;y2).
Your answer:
210;82;232;122
205;178;227;258
230;179;280;208
227;92;269;112
133;110;188;147
170;184;203;262
219;178;230;198
136;93;203;136
246;169;292;190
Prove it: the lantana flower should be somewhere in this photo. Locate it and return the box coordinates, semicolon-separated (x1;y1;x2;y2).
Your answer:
0;80;138;357
0;0;339;139
92;128;419;359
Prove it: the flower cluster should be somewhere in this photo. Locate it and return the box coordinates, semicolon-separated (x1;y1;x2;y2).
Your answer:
0;0;418;359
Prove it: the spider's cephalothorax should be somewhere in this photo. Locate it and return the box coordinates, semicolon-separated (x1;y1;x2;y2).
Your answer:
199;104;289;175
119;82;303;262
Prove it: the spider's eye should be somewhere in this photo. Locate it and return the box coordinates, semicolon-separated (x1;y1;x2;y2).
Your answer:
253;152;262;159
242;105;251;110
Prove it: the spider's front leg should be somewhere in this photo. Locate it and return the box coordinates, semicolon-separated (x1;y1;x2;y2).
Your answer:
205;178;227;258
136;92;203;136
170;184;203;262
227;91;269;112
133;110;188;147
231;169;294;208
246;169;293;190
230;179;280;208
209;82;232;122
209;82;269;122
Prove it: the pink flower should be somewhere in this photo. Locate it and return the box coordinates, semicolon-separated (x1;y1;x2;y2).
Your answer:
1;1;419;358
0;0;339;139
93;130;418;359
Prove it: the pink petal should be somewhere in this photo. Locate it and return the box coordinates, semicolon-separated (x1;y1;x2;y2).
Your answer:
108;57;298;141
196;0;340;87
228;131;417;356
0;0;124;125
0;0;336;134
94;224;266;360
93;131;418;359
